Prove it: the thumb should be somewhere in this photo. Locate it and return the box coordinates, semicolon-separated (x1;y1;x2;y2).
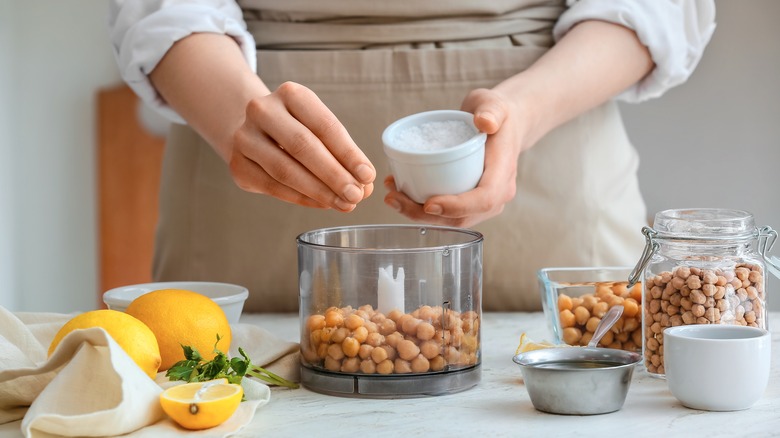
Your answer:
462;89;507;135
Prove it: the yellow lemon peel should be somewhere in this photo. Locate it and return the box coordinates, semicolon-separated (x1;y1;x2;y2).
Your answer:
48;309;161;379
515;332;559;355
126;289;232;371
160;378;243;430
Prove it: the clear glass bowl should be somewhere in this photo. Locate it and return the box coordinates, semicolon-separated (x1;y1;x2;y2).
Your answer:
538;267;642;352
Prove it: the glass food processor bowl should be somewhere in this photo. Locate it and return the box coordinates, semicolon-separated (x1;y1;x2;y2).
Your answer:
297;224;483;398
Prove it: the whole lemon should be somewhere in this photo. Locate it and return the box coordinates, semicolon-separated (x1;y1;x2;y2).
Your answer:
48;309;162;379
160;378;243;430
126;289;232;371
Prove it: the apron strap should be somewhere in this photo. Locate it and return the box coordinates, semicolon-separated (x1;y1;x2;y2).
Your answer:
243;1;565;50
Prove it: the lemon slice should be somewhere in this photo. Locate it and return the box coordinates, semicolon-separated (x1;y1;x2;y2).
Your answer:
515;333;558;355
160;379;243;430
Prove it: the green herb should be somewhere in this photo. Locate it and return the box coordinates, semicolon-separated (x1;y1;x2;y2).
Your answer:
166;334;299;389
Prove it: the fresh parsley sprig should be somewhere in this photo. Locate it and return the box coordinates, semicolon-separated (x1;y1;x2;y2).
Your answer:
166;334;299;389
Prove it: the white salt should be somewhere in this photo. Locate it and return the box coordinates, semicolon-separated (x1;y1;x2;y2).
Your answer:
394;120;476;151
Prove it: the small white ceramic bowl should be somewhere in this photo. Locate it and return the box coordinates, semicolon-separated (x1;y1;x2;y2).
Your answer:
382;110;487;204
664;325;771;411
103;281;249;324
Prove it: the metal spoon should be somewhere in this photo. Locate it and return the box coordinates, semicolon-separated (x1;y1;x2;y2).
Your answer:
587;305;624;348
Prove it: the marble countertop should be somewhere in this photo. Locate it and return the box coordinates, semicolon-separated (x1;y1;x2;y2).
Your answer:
237;311;780;437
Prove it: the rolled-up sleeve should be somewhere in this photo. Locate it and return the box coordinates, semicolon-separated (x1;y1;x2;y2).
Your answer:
108;0;257;123
553;0;716;103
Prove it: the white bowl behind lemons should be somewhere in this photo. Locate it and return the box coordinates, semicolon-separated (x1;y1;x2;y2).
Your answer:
103;281;248;324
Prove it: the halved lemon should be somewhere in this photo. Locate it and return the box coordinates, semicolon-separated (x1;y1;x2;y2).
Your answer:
515;333;558;355
160;379;243;430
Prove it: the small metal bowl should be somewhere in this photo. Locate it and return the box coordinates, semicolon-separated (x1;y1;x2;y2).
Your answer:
513;347;641;415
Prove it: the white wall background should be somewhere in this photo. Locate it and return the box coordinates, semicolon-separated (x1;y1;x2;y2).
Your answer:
0;1;16;310
0;0;778;313
0;0;121;313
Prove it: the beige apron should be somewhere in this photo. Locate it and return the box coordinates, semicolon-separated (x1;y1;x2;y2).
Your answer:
154;0;647;312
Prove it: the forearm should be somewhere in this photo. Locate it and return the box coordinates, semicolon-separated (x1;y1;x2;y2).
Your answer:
149;33;268;161
496;20;654;147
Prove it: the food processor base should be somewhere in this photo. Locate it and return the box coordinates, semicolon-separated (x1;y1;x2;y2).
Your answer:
300;364;481;398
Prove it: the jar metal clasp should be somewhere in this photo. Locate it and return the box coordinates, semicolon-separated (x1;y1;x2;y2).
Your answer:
758;226;780;279
627;226;659;289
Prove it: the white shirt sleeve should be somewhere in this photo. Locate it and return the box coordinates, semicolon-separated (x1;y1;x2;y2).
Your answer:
553;0;716;103
108;0;257;124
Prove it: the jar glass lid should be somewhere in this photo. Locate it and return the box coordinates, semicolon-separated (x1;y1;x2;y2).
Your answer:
653;208;756;239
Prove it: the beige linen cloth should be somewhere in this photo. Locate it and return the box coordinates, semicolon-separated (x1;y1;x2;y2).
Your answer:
0;306;299;437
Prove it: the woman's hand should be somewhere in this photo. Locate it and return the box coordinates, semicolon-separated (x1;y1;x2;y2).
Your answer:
384;20;653;227
383;88;532;228
149;34;376;212
230;82;375;212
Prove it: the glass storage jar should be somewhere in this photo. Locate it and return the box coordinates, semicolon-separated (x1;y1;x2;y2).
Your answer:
628;208;778;378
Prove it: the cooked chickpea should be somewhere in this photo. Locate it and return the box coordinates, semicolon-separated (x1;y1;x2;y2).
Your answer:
360;359;376;374
327;343;346;360
394;358;412;374
385;331;404;348
387;309;404;323
444;346;460;364
585;316;601;333
623;317;639;333
461;334;478;353
324;355;342;372
324;310;344;328
370;345;388;364
599;330;614;346
306;314;326;332
345;313;364;330
378;319;397;336
623;299;639;318
364;320;378;334
559;309;576;328
430;355;446;371
411;354;430;373
402;317;422;337
341;357;360;373
420;340;440;359
562;327;582;345
381;344;397;361
592;301;609;318
579;331;593;347
376;359;394;374
573;306;590;326
358;344;374;360
316;343;328;359
416;322;435;341
352;326;369;343
319;327;334;343
397;339;421;361
581;295;597;311
331;327;350;344
301;346;319;363
557;294;573;311
342;337;360;358
365;332;384;347
309;329;322;349
397;314;414;334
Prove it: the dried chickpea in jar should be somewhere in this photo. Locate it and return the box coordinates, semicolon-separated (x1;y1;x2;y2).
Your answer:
628;208;776;377
642;263;767;376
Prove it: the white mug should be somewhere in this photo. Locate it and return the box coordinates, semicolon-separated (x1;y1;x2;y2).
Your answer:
663;324;771;411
